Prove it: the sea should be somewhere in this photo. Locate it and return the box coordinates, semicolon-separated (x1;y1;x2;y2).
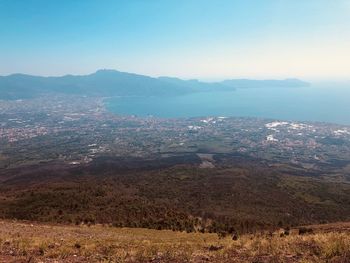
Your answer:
106;83;350;125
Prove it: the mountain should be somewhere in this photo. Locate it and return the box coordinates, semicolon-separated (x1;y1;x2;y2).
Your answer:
0;70;191;100
0;70;310;100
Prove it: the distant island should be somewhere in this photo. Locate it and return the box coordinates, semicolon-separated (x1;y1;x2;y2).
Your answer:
0;69;310;100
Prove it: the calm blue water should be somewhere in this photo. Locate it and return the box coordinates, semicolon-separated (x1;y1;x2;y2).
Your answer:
106;85;350;125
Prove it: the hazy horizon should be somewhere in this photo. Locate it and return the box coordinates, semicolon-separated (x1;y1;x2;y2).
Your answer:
1;0;350;81
1;68;350;85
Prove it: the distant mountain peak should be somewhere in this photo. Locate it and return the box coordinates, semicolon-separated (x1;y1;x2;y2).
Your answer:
94;69;121;75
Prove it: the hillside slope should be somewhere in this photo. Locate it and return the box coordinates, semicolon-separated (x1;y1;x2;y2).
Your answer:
1;158;349;234
0;220;349;262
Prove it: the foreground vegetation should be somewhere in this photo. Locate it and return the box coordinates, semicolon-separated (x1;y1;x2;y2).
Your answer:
1;162;350;235
0;220;349;262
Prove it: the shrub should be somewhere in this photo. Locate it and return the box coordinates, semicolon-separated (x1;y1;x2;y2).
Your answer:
298;227;313;235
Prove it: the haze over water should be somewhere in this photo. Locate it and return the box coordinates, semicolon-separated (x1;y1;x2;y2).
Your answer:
107;84;350;125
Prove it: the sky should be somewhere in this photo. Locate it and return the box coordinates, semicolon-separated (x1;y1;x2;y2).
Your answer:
0;0;349;80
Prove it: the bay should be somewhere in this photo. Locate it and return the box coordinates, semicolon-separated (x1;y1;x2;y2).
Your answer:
106;84;350;125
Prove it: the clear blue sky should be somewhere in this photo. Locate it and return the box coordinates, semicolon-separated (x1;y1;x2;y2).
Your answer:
0;0;349;80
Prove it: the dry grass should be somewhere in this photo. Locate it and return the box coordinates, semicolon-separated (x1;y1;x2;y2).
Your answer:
0;220;349;262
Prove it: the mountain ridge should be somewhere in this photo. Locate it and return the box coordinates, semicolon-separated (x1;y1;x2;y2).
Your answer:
0;69;310;100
